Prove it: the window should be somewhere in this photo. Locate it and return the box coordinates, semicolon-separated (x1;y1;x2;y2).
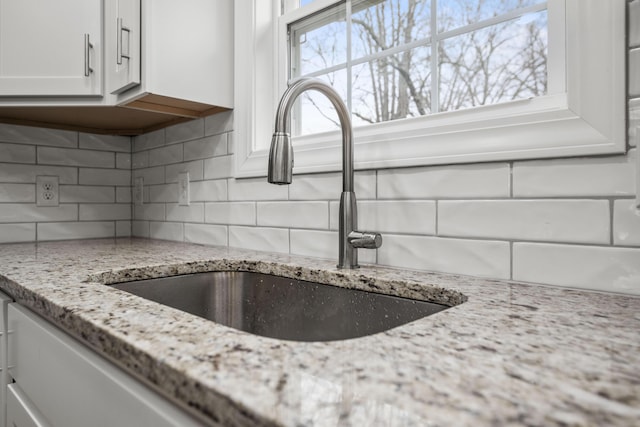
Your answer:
234;0;625;178
288;0;548;136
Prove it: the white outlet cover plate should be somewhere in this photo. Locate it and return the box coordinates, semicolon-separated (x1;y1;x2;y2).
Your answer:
36;175;59;207
178;172;190;206
134;177;144;205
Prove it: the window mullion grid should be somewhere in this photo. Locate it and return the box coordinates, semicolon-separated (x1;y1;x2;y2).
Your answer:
346;0;353;113
430;0;438;114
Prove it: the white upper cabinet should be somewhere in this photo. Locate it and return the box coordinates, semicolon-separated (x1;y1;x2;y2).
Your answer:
114;0;234;118
106;0;141;95
0;0;232;134
0;0;102;97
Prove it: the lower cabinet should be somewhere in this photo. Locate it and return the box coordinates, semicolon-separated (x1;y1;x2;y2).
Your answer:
0;291;12;427
6;384;49;427
6;303;205;427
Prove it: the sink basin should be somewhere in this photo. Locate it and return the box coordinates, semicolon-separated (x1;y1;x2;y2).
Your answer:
111;271;448;342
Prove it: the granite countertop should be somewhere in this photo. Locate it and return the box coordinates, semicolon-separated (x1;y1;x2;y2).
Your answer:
0;238;639;426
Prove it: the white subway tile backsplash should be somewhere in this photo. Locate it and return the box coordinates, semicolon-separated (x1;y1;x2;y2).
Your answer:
205;202;256;225
289;229;377;264
0;163;77;184
60;186;115;203
513;153;636;197
184;134;227;161
134;203;165;221
257;201;328;229
203;155;234;180
613;199;640;246
0;204;77;223
165;119;205;144
0;124;77;148
378;163;510;199
229;226;289;253
205;111;233;136
288;173;341;200
630;99;640;147
132;151;149;169
133;129;165;152
0;142;36;163
149;184;179;203
378;234;510;279
38;221;115;241
228;178;288;201
80;168;131;187
79;204;131;221
631;0;640;48
330;200;436;234
166;160;204;183
288;171;377;200
38;147;115;168
150;221;184;241
149;144;183;167
79;134;131;152
226;132;234;155
0;223;36;243
116;187;132;204
132;220;150;237
630;48;640;98
116;220;132;237
0;183;35;203
0;222;36;243
184;223;228;246
116;153;131;170
513;243;640;295
166;203;205;223
438;200;611;244
132;166;164;186
191;180;227;202
289;229;336;260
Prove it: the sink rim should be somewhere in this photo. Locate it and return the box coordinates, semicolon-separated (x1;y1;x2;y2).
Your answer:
90;261;468;308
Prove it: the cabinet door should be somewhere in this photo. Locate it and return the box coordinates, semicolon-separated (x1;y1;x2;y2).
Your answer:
0;291;12;427
6;385;51;427
106;0;140;94
7;304;204;427
0;0;102;96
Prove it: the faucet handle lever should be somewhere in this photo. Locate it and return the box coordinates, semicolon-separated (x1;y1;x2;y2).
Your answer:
348;231;382;249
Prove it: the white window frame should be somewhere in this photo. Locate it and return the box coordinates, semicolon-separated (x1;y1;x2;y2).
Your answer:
234;0;626;178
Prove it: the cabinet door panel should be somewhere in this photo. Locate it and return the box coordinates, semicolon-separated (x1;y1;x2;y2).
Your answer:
7;304;204;427
6;385;51;427
0;0;102;96
107;0;141;94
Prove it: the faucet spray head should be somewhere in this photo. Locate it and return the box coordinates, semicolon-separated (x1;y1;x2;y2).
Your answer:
267;132;293;185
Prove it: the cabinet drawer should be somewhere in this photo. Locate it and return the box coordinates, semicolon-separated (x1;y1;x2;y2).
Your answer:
8;304;205;427
6;384;51;427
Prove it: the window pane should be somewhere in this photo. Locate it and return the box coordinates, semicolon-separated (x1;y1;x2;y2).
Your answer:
438;10;547;112
290;4;347;77
437;0;545;33
294;70;348;136
351;0;431;60
352;45;431;126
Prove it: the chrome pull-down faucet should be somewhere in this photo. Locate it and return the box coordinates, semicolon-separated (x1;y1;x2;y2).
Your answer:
267;77;382;269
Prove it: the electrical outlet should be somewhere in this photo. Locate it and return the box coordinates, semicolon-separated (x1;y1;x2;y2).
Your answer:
36;176;59;207
134;177;144;205
178;172;190;206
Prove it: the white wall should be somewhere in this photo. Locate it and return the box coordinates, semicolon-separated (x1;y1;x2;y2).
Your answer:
0;125;132;242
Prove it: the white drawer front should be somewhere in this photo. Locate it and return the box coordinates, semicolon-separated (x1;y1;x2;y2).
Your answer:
8;304;206;427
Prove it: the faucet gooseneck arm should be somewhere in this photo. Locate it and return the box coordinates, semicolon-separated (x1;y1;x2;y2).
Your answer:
267;77;382;269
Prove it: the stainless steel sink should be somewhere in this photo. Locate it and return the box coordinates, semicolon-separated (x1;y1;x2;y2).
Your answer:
111;271;449;342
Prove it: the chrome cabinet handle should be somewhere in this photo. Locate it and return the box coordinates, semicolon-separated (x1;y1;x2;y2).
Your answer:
117;17;131;65
84;33;94;77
